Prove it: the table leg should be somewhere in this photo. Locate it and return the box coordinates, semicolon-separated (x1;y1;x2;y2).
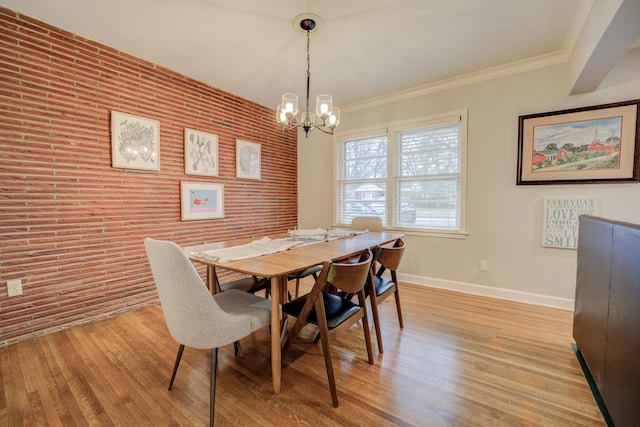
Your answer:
270;276;281;394
206;266;215;295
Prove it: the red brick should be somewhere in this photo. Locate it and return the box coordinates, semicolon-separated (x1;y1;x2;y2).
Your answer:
0;6;297;345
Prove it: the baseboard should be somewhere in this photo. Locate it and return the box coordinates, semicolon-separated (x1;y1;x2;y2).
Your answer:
397;273;575;311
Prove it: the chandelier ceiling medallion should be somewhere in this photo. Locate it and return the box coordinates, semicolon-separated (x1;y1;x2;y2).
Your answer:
276;14;340;138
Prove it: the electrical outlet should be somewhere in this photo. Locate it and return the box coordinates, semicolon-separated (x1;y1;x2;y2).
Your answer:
7;279;23;297
479;260;488;272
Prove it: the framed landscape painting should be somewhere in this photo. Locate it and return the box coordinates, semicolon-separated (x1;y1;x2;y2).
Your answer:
180;182;224;221
517;99;640;185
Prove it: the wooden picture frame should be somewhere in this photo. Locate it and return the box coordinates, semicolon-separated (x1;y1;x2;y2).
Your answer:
184;129;218;176
180;182;224;221
236;139;261;180
111;111;160;171
517;99;640;185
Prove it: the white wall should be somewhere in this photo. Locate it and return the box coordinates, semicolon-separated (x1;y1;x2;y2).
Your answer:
298;48;640;309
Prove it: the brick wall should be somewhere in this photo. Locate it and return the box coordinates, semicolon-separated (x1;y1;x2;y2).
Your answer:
0;8;298;346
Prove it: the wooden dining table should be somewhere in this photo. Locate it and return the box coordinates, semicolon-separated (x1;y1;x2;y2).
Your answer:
184;231;404;394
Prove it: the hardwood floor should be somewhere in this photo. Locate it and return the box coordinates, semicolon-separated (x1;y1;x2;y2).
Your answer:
0;283;605;426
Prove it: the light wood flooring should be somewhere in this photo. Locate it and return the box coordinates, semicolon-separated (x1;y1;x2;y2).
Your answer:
0;282;605;426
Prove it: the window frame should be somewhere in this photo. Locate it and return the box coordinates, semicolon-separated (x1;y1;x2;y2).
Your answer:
333;110;468;238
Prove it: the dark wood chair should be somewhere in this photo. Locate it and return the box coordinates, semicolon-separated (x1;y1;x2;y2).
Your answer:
282;249;374;407
287;265;322;299
368;238;406;353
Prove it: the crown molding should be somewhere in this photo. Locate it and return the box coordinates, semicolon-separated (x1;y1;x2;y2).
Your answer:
342;51;568;114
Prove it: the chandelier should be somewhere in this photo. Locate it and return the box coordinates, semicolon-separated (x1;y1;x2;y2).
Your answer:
276;15;340;138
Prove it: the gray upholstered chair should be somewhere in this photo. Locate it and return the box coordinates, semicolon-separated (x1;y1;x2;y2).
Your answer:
144;238;272;427
350;216;382;232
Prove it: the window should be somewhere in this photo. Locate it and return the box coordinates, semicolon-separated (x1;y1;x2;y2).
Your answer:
335;111;467;234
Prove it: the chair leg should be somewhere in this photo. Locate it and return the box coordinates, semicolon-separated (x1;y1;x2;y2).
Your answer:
168;344;185;390
368;275;384;353
391;272;404;328
210;348;218;427
394;289;404;328
314;296;339;407
295;277;301;298
233;340;244;358
358;290;374;364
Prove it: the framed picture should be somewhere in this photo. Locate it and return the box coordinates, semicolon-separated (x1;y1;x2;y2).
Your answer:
111;111;160;171
236;139;261;180
180;182;224;221
517;99;640;185
542;197;597;249
184;129;218;176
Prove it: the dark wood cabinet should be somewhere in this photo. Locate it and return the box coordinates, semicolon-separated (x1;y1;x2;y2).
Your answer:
574;216;640;427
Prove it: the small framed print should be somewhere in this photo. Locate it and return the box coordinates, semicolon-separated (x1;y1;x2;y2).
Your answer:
111;111;160;171
236;139;261;180
180;182;224;221
184;129;218;176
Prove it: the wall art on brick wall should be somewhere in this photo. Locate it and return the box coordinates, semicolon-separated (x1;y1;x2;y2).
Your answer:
184;129;218;176
236;139;261;180
111;111;160;171
180;181;224;221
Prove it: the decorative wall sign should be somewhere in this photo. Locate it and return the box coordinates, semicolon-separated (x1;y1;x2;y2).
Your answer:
184;129;218;176
111;111;160;171
542;197;597;249
236;139;261;180
180;182;224;221
517;99;640;185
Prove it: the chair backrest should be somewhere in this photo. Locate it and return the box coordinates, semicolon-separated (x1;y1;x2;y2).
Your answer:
376;238;406;274
144;238;237;349
350;216;382;232
325;249;373;294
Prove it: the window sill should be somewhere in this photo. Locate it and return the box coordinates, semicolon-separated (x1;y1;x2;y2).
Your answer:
386;227;468;239
332;223;468;240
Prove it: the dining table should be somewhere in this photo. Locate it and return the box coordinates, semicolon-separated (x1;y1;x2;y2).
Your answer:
184;230;404;394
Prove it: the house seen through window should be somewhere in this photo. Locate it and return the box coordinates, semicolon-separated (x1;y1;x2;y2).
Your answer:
335;111;467;233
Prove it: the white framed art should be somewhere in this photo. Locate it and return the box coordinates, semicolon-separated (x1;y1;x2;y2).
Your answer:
184;129;218;176
111;111;160;171
236;139;261;180
180;182;224;221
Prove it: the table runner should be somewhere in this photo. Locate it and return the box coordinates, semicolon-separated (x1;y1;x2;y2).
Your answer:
191;229;368;263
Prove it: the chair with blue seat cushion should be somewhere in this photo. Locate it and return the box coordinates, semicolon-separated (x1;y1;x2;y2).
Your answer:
282;249;374;407
368;238;406;353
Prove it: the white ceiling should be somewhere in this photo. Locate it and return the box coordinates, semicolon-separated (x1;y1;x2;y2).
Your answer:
1;0;626;110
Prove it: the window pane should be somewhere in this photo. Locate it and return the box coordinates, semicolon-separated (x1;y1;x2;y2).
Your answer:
398;178;459;228
340;136;387;180
398;124;460;177
337;181;386;224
